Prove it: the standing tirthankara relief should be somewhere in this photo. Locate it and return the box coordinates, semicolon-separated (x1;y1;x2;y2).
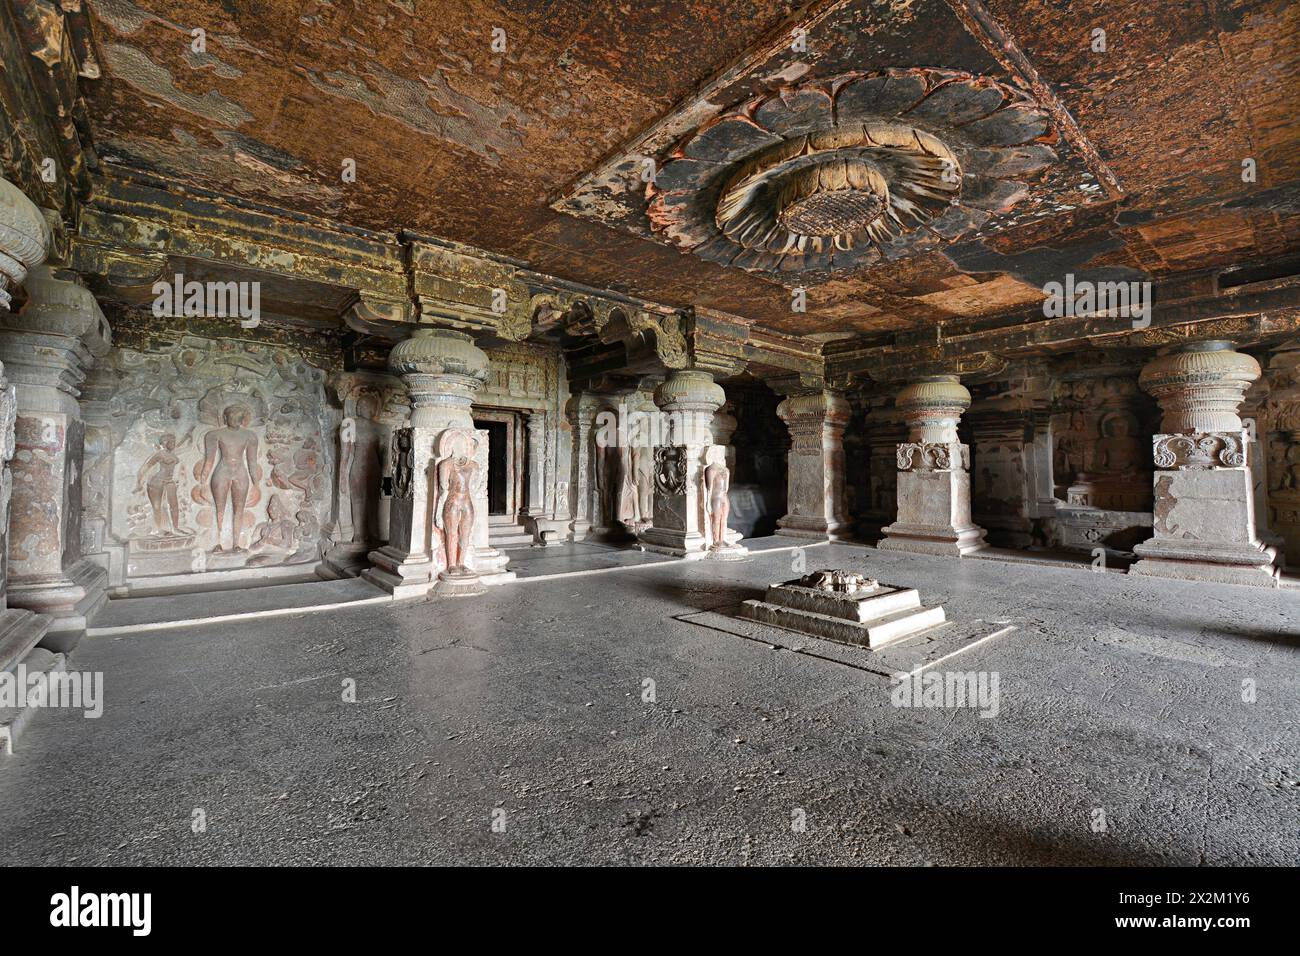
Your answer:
197;404;261;553
432;427;486;596
105;335;332;578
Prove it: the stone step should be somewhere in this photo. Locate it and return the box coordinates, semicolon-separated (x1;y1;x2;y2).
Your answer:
739;598;946;650
0;646;66;756
0;608;50;673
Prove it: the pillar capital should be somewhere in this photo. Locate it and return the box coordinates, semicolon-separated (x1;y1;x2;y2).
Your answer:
0;266;111;403
387;328;488;428
0;177;51;311
895;374;970;443
1139;340;1260;433
653;368;724;414
776;389;851;427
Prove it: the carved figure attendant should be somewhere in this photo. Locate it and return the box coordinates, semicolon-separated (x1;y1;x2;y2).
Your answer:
199;404;261;552
135;432;189;535
434;430;479;572
703;445;731;549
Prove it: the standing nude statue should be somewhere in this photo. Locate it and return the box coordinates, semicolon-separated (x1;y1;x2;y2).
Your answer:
629;418;654;528
703;445;731;550
135;433;190;536
434;429;478;573
198;404;262;552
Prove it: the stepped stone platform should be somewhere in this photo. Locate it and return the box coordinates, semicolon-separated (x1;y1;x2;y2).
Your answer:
739;569;946;649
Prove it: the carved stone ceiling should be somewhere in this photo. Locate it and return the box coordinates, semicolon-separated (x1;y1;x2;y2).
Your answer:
80;0;1300;338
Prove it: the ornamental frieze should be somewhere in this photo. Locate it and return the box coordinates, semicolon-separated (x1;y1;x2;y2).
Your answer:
896;441;969;472
1151;432;1246;470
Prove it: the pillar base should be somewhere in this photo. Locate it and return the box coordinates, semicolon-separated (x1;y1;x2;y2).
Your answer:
317;541;373;580
877;522;988;557
8;559;108;651
1130;539;1279;588
473;545;515;586
776;516;853;541
637;526;709;559
361;545;438;599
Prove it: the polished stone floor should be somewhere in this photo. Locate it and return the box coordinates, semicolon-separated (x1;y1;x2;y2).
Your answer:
0;541;1296;866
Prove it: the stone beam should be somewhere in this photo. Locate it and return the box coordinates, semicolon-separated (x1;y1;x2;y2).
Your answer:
827;278;1300;383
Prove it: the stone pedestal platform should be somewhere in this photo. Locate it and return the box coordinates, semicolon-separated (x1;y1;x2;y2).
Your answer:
739;572;946;650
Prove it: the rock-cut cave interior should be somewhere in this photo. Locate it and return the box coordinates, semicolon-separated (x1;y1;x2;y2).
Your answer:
0;0;1296;881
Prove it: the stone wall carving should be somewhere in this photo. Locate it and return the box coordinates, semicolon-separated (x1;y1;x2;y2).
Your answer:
653;445;687;495
94;334;332;579
897;441;968;472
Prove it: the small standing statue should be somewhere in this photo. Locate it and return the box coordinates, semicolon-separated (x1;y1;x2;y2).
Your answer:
433;428;485;595
703;444;746;559
198;404;261;552
135;432;191;537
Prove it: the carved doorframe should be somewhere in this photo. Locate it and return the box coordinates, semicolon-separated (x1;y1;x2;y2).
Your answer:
471;407;524;524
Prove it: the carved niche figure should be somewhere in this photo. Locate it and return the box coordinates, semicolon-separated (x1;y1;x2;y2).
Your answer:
134;432;192;536
1095;411;1143;474
198;404;262;552
629;417;654;528
343;394;386;543
703;445;731;550
252;493;296;552
434;429;479;573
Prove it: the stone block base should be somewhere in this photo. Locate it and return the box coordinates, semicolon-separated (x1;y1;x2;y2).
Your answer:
473;546;516;586
9;559;109;651
1131;539;1279;588
637;526;708;558
739;579;945;650
775;515;852;541
318;541;373;580
877;522;988;557
361;546;438;599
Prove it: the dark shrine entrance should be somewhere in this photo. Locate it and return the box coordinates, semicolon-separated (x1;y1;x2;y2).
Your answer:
474;418;510;516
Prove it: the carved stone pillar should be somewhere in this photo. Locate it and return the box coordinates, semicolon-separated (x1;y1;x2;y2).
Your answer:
638;369;726;557
1131;341;1278;586
565;392;603;540
362;329;512;598
775;390;851;540
523;411;547;518
0;266;111;647
0;177;52;707
878;375;987;556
